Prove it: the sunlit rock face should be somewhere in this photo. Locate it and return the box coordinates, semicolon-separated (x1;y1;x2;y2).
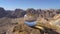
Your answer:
54;20;60;26
49;19;60;28
50;14;60;26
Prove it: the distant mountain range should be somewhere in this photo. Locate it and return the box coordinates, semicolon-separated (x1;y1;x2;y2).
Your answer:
0;7;60;34
0;7;60;18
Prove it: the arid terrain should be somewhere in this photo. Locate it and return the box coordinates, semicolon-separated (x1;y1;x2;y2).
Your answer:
0;7;60;34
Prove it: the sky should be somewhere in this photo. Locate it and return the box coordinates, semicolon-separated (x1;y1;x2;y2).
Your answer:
0;0;60;10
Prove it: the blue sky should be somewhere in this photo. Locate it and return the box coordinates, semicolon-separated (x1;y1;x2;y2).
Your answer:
0;0;60;10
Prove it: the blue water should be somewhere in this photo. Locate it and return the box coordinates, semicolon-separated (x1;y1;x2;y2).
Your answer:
24;21;37;27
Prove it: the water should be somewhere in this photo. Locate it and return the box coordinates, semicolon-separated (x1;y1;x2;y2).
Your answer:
24;21;37;27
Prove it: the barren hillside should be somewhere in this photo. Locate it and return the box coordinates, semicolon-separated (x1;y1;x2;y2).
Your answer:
0;7;60;34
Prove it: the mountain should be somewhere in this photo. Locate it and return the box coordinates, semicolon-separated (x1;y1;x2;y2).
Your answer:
0;7;60;34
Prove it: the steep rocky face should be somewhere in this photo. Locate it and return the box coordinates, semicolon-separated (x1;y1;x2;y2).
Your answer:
0;7;6;18
0;7;14;18
5;10;14;18
0;8;26;18
12;9;26;18
37;9;57;20
56;9;60;14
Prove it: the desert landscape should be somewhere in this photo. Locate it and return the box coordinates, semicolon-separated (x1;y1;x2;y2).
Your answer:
0;7;60;34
